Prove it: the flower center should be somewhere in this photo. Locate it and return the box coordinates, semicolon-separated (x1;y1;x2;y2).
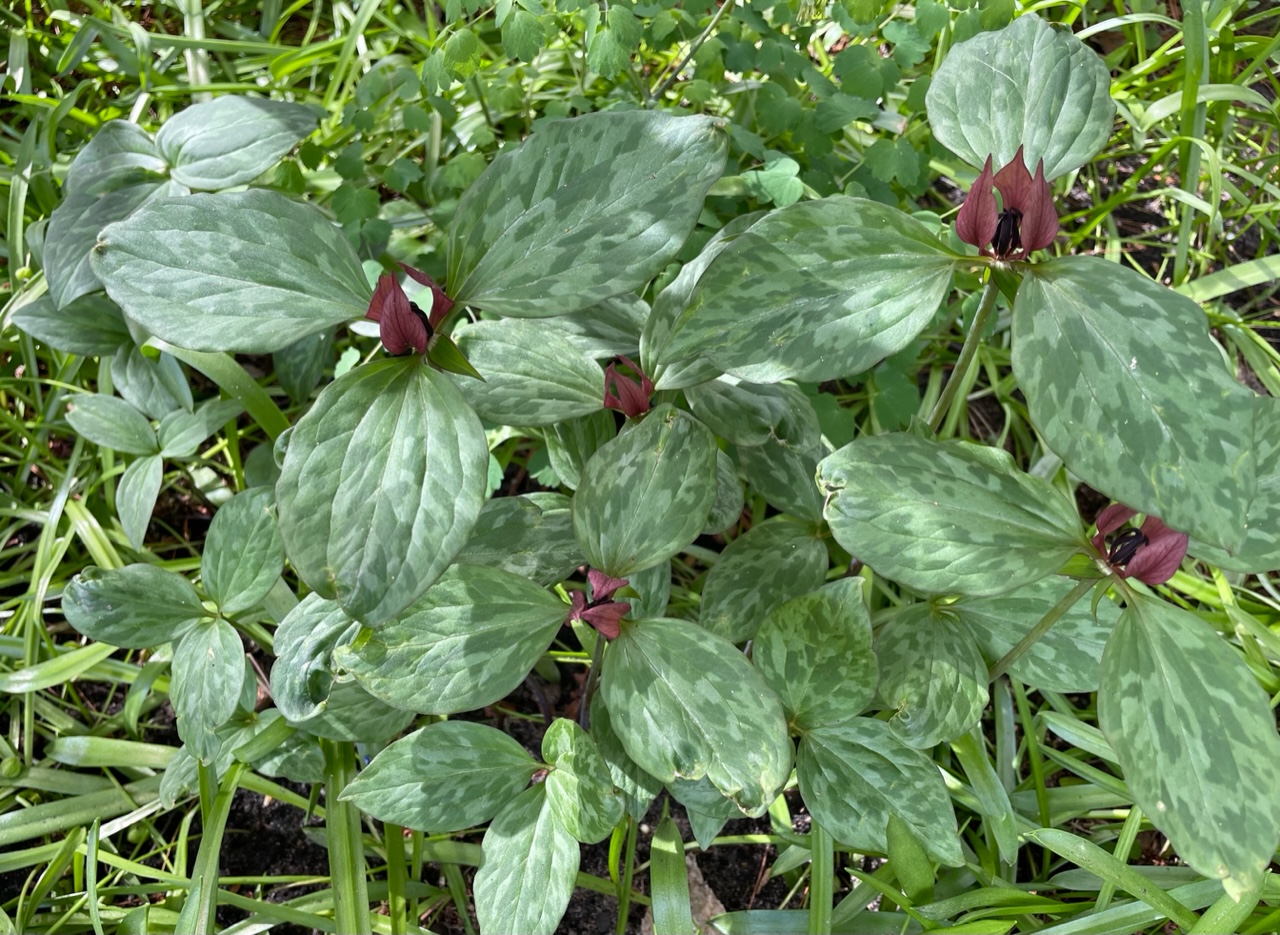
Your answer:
993;207;1023;258
1107;527;1148;566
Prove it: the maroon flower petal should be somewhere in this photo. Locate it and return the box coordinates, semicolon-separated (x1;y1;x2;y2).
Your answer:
567;590;589;621
955;155;998;250
1017;158;1058;254
399;263;455;329
365;274;397;323
588;568;629;602
992;145;1035;216
581;601;631;640
603;357;653;418
1092;504;1138;554
1126;517;1189;585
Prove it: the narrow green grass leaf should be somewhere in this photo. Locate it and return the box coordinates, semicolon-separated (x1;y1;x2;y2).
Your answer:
652;813;696;935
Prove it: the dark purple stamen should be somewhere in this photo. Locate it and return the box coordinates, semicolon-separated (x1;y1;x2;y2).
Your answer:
1108;527;1148;566
993;208;1023;258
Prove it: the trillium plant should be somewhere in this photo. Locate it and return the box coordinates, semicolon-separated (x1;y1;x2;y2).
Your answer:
20;12;1280;934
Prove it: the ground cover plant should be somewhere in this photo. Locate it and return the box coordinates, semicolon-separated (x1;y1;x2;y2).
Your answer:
2;0;1280;932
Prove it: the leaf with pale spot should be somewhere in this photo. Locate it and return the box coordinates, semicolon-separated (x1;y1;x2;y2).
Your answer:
819;433;1083;596
447;112;727;318
1099;595;1280;900
340;722;538;833
573;405;717;577
798;719;963;866
601;617;792;815
1013;257;1256;553
171;619;245;763
334;564;567;714
543;718;625;843
276;358;489;626
658;198;959;383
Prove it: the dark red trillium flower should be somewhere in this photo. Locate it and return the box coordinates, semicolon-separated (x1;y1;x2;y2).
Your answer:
603;356;654;419
364;263;455;357
567;568;631;640
1090;503;1189;585
955;145;1059;260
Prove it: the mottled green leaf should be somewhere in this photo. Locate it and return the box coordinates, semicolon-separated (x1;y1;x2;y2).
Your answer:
269;593;357;722
588;695;661;822
276;358;489;625
448;112;727;318
754;579;876;731
543;718;624;843
475;785;579;935
643;212;765;391
156;96;316;191
453;318;604;426
11;294;131;356
659;198;958;383
171;619;244;763
62;564;205;648
818;433;1083;596
1013;257;1256;553
458;492;583;585
955;576;1116;692
289;680;415;742
340;722;538;832
112;346;192;419
620;559;670;620
274;328;334;405
202;489;284;615
704;450;745;534
699;518;828;643
545;294;647;361
798;719;963;866
573;405;718;577
685;379;819;449
1188;398;1280;573
116;455;161;550
157;399;244;459
67;394;158;456
601;618;791;815
926;15;1115;179
545;410;616;490
91;189;371;353
876;604;987;748
334;564;566;714
737;438;825;521
1099;595;1280;900
43;120;173;309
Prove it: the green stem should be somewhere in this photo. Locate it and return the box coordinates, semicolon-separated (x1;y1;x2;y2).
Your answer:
176;762;245;935
385;823;407;935
1095;804;1143;913
651;0;736;100
808;820;833;935
321;739;371;935
151;340;291;440
927;275;1000;434
615;816;638;935
989;577;1097;681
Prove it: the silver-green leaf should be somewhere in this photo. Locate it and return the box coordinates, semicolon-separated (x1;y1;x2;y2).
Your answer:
202;489;285;615
62;564;205;648
601;617;792;815
1099;595;1280;900
91;189;371;354
1013;257;1256;553
543;718;625;844
926;14;1116;179
448;111;727;318
658;198;959;383
334;564;567;715
572;405;718;577
819;433;1083;596
276;358;489;626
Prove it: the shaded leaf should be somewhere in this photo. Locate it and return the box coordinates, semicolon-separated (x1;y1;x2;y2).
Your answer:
10;294;131;356
926;15;1116;179
754;579;876;730
458;492;583;585
171;619;244;763
91;189;371;354
276;358;489;625
543;718;625;843
601;617;791;815
67;394;157;456
270;593;358;722
202;489;284;615
341;722;538;832
62;564;206;648
334;564;566;714
818;433;1083;596
117;454;162;550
